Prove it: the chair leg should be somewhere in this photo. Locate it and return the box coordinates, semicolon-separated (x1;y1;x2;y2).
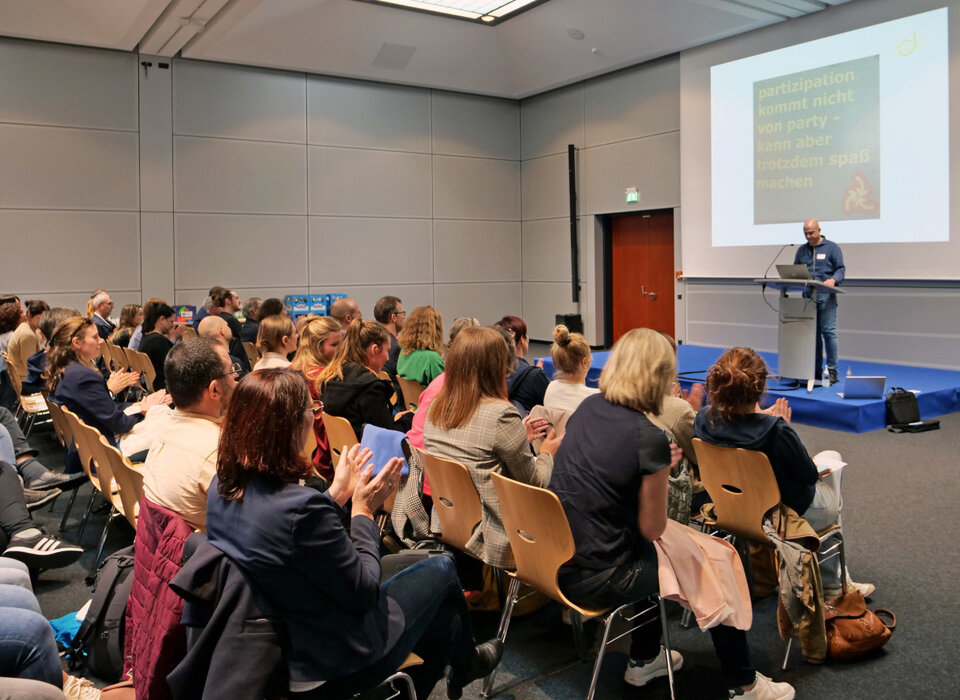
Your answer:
782;638;793;671
383;671;417;700
658;595;676;700
481;577;520;698
586;604;626;700
76;491;98;542
89;510;117;578
570;610;588;659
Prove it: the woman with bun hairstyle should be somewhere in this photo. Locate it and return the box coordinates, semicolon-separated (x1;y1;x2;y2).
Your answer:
543;324;598;413
253;314;298;371
318;320;412;438
396;306;444;387
693;346;873;600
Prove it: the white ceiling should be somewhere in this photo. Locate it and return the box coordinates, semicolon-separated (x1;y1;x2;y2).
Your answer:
0;0;856;99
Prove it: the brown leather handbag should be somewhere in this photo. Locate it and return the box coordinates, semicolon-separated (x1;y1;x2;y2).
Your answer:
824;589;896;661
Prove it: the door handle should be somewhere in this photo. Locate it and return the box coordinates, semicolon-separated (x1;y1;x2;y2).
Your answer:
649;292;657;300
641;285;647;296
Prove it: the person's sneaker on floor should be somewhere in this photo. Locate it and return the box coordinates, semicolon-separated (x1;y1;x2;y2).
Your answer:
23;487;61;510
62;673;102;699
824;579;876;601
25;469;87;491
623;647;683;687
3;528;83;570
728;672;795;700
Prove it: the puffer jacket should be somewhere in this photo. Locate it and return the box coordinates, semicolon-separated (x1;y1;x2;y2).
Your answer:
124;497;193;699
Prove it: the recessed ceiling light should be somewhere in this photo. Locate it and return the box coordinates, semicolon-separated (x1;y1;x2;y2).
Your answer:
353;0;549;25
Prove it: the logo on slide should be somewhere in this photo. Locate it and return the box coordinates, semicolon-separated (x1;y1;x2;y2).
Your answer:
896;31;921;57
842;171;877;215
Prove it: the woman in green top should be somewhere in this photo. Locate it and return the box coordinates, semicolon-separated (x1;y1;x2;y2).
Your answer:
397;306;445;387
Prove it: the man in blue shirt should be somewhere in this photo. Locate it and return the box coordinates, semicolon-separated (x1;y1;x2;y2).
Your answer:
794;218;845;383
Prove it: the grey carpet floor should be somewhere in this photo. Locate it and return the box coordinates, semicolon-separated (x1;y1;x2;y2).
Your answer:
25;408;958;699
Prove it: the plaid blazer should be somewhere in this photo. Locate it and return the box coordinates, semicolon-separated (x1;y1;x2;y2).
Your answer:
424;399;552;570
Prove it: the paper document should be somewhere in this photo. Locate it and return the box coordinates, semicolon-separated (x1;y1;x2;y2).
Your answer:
814;454;846;476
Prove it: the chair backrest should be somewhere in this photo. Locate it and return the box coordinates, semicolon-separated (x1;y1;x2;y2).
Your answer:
98;436;143;529
180;326;198;340
321;412;358;469
127;349;156;392
60;406;106;493
45;398;71;449
301;424;319;465
377;370;398;407
107;342;129;372
396;377;425;412
692;437;782;542
415;448;482;551
241;341;261;368
2;351;23;394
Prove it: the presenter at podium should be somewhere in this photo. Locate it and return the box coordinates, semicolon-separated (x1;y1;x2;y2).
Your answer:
794;218;845;384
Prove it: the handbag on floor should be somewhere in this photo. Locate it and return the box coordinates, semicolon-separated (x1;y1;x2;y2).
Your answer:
885;387;939;432
824;588;896;661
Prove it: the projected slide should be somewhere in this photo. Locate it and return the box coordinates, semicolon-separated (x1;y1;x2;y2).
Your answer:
711;8;948;247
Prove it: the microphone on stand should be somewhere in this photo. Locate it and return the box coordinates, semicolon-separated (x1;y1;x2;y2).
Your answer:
762;243;797;291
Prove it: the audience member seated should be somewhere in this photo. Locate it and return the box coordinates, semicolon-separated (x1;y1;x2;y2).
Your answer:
549;329;796;700
291;317;342;480
693;347;873;600
374;295;404;385
209;286;249;371
107;303;141;348
423;326;558;571
90;290;116;340
128;297;165;351
496;315;549;413
258;297;287;321
0;302;22;406
19;308;80;396
47;317;170;470
190;295;213;332
0;407;83;490
253;315;297;371
198;315;248;378
319;320;412;437
329;297;362;329
141;338;237;531
397;305;445;387
206;370;502;699
239;296;262;343
138;302;187;391
84;289;106;319
0;462;82;570
543;324;598;413
6;300;47;382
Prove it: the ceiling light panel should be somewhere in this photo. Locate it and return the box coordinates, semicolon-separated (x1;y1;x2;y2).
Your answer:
354;0;547;25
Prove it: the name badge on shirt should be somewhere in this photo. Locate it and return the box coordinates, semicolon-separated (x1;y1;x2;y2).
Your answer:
817;253;826;260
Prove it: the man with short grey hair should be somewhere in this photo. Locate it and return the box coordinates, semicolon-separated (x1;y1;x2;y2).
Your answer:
91;291;115;339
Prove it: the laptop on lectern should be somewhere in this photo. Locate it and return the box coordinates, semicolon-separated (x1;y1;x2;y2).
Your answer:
776;264;811;280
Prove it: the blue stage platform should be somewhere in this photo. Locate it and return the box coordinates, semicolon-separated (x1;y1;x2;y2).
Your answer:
537;344;960;433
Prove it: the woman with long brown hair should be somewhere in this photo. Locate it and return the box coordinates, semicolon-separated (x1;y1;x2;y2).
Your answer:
107;304;142;348
318;319;411;438
693;346;872;600
206;369;501;699
423;326;558;570
396;305;444;387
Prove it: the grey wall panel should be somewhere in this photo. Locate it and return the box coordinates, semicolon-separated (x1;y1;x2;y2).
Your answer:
431;92;520;160
309;147;431;218
839;330;960;370
433;220;521;283
174;60;306;143
521;218;570;282
0;39;137;131
309;217;433;286
141;212;174;303
582;131;680;215
0;125;139;210
433;282;522;327
432;156;520;221
522;282;579;342
685;285;777;327
308;77;430;153
174;214;308;289
584;58;681;147
308;285;435;320
174;136;307;214
41;291;143;314
140;53;173;213
521;154;569;221
0;210;140;293
520;86;585;160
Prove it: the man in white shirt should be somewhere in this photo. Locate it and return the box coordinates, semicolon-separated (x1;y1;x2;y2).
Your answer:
141;337;237;530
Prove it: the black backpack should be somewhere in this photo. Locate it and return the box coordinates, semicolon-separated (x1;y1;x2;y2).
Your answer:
67;545;136;682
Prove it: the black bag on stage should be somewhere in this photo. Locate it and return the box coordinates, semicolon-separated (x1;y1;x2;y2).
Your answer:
885;387;939;433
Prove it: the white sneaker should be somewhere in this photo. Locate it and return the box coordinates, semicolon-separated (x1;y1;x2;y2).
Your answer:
623;647;683;687
728;672;795;700
62;674;102;700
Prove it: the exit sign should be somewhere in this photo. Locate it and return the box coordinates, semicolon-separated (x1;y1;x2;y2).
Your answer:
625;187;639;204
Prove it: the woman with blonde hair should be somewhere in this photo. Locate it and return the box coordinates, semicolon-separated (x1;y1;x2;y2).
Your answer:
423;326;559;570
291;316;342;480
396;306;444;387
543;324;597;413
549;330;795;700
319;320;412;438
253;314;298;370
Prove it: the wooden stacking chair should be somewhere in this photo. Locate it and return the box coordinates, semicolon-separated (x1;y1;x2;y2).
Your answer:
125;348;157;392
180;326;198;340
692;437;847;668
487;471;677;700
59;407;112;542
321;412;358;470
97;436;144;532
414;448;481;552
396;377;425;412
377;370;398;407
2;351;48;437
242;341;261;369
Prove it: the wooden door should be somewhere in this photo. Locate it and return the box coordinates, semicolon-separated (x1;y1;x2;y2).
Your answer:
610;210;675;343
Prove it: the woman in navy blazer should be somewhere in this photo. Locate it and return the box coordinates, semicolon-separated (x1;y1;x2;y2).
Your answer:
206;369;501;699
46;317;168;463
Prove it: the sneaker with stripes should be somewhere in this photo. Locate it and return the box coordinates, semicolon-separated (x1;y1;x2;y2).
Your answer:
3;531;83;570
